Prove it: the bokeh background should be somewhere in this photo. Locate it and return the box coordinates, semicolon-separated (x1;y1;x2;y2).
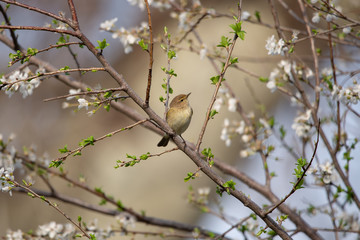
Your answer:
1;0;359;239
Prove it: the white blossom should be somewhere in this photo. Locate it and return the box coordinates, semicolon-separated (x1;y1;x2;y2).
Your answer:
240;149;249;158
116;213;136;228
235;121;245;135
241;11;251;20
66;88;81;100
291;109;312;137
127;0;152;11
2;67;41;98
343;27;352;34
198;187;210;196
326;13;334;22
77;98;89;110
178;12;189;30
312;12;320;23
228;98;237;112
291;30;299;42
199;44;207;60
100;18;118;31
266;78;277;92
319;161;335;184
0;167;15;196
37;221;63;239
265;35;288;55
213;97;223;112
6;229;23;240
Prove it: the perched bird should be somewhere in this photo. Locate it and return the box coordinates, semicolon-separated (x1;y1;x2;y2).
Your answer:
157;93;193;147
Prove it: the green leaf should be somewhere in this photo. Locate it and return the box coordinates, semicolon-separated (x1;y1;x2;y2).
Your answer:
73;151;82;156
79;136;95;147
27;47;38;56
126;154;137;160
27;192;35;198
96;39;110;50
168;50;176;60
255;10;261;22
117;200;124;211
288;45;294;53
138;39;148;51
59;66;70;71
104;104;110;112
230;21;246;40
217;36;231;48
95;187;104;194
210;75;220;85
161;67;177;77
99;199;107;205
56;36;66;46
184;172;195;182
140;152;150;160
312;29;319;35
268;116;275;128
103;91;112;98
279;125;286;140
216;185;223;197
223;179;236;194
259;77;268;83
161;83;173;94
230;57;238;64
201;148;214;159
58;145;69;153
49;160;63;168
209;110;218;119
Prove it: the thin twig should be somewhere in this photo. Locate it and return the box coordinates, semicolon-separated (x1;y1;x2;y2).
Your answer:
1;67;106;90
0;0;70;27
43;87;125;102
0;5;20;50
178;12;208;43
0;25;77;36
144;0;154;107
195;2;242;152
13;182;91;239
265;122;320;215
52;119;148;164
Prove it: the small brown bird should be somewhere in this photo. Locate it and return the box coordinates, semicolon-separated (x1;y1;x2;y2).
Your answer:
157;93;193;147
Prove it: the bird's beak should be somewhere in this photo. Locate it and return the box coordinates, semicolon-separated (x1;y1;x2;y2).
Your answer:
186;92;191;98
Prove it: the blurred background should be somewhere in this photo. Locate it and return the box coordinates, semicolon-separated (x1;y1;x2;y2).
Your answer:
0;0;359;239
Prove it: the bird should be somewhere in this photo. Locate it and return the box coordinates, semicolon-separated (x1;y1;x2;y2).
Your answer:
157;93;193;147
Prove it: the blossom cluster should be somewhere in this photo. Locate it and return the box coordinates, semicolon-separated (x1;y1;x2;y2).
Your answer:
100;18;149;54
6;219;117;240
0;167;14;196
62;88;124;117
1;66;44;98
291;109;313;138
220;115;273;158
212;87;238;113
310;0;343;24
126;0;171;11
266;60;314;92
331;83;360;105
265;35;288;55
308;161;338;184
